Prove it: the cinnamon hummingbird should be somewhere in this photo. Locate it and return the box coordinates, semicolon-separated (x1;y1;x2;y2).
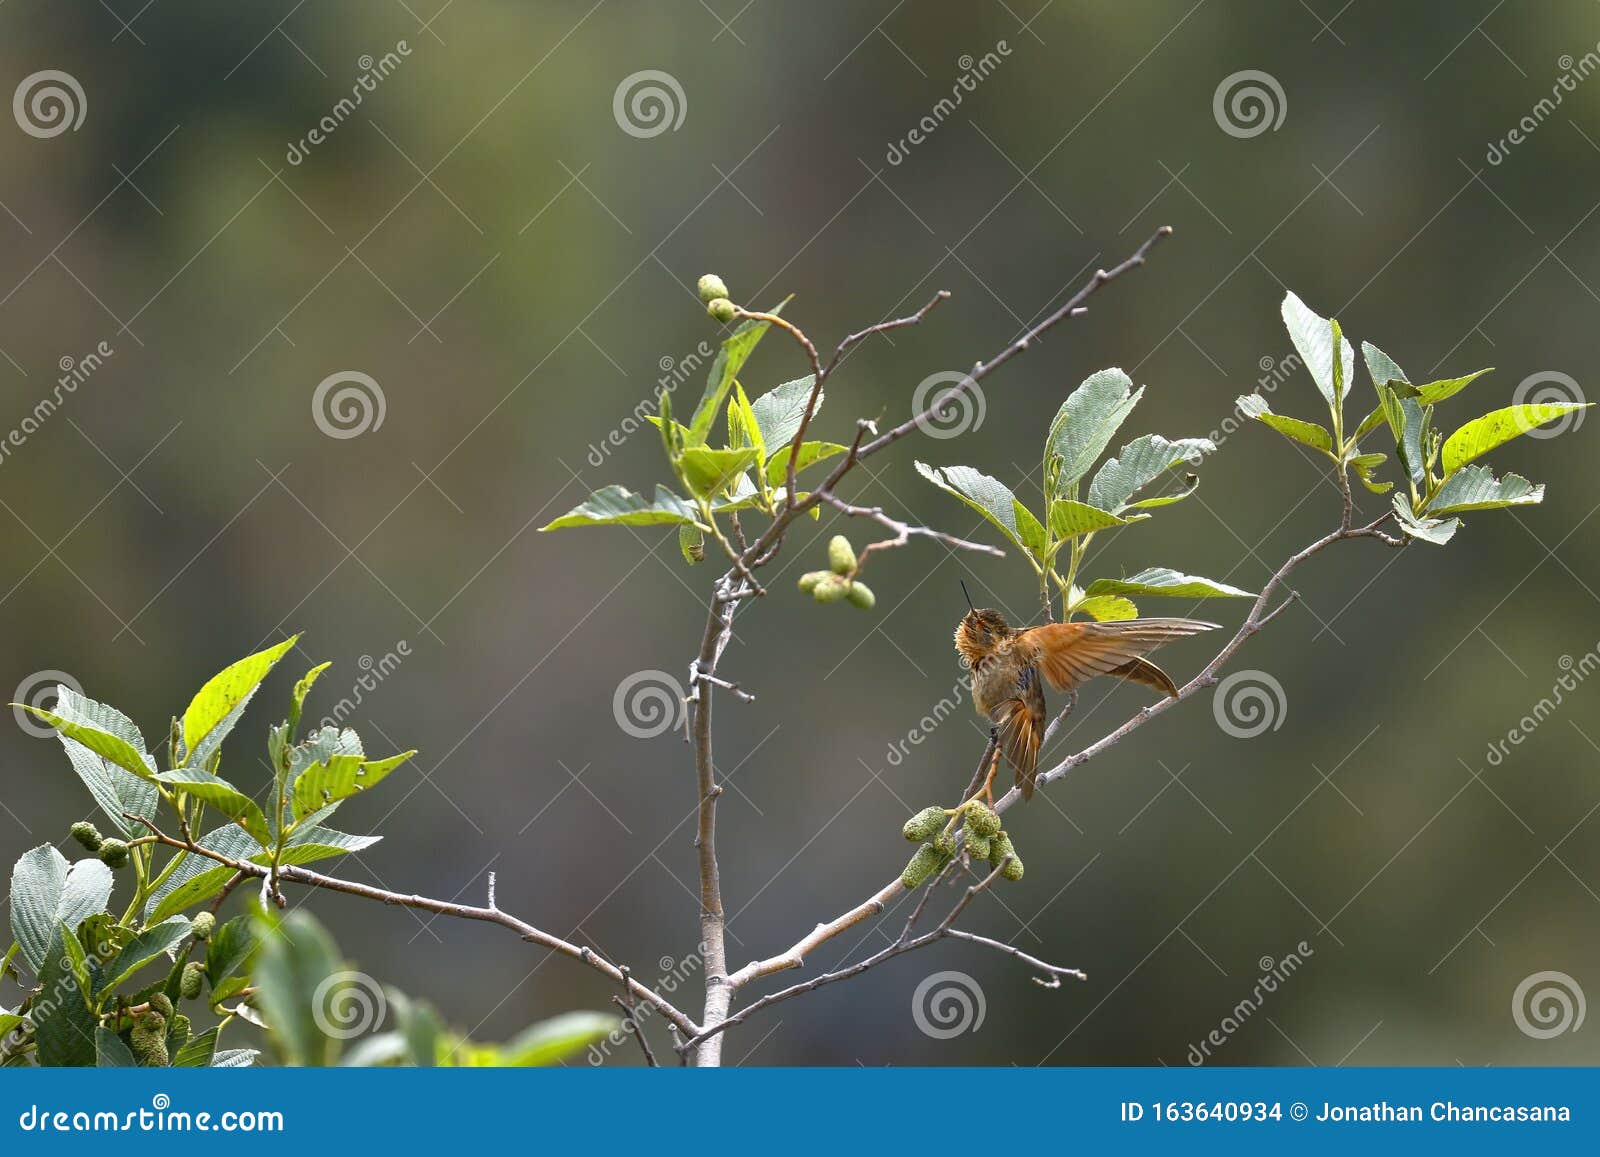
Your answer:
954;582;1218;801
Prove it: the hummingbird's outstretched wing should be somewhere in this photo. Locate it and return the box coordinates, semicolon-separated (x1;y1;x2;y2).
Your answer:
1018;618;1218;693
989;662;1046;800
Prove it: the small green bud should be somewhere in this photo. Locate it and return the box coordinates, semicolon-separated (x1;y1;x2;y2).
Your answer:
965;802;1001;838
902;805;947;842
845;582;875;611
189;911;215;941
901;843;944;890
966;833;991;861
147;993;174;1021
69;821;103;852
130;1014;169;1067
706;297;737;324
696;273;729;303
798;570;830;595
97;839;130;869
990;833;1023;880
812;575;849;603
180;961;205;1001
827;534;857;575
1001;854;1024;882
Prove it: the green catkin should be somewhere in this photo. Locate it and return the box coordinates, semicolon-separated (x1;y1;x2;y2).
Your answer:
189;912;215;941
826;535;857;575
845;582;875;610
69;822;103;852
901;843;944;889
798;570;829;594
811;576;849;603
706;297;737;323
130;1014;169;1067
932;830;957;857
97;839;130;869
180;962;205;1001
696;274;729;302
902;806;946;842
965;833;991;861
965;802;1001;837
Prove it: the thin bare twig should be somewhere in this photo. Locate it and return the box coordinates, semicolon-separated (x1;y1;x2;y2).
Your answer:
612;965;660;1067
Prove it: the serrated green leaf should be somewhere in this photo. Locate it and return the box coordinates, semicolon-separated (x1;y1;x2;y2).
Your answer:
1413;368;1493;404
1047;500;1139;541
205;915;257;990
726;381;764;462
211;1048;259;1067
1012;500;1048;558
155;769;272;847
173;1026;220;1067
1282;292;1353;409
97;916;191;996
748;374;818;450
500;1011;621;1067
147;825;379;922
1350;452;1393;494
288;662;332;740
291;751;415;824
1427;464;1544;514
1392;492;1459;545
1361;340;1408;392
763;441;847;488
1441;403;1591;476
539;484;702;531
9;846;113;973
1073;594;1139;621
96;1025;137;1067
678;447;760;500
53;734;157;840
915;462;1028;564
1087;434;1214;513
1085;568;1254;599
688;297;789;445
34;924;97;1067
1236;394;1333;453
1045;369;1144;498
21;685;156;783
183;637;298;770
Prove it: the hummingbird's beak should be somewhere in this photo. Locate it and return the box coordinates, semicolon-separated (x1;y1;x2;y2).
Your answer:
960;580;976;614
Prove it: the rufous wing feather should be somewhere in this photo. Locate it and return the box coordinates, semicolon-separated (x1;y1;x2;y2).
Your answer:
1020;618;1218;693
988;664;1045;800
1105;655;1179;698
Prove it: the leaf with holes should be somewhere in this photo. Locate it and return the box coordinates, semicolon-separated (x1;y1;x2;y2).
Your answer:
291;751;415;824
1236;394;1333;453
1440;403;1591;477
1045;369;1144;499
1426;465;1544;515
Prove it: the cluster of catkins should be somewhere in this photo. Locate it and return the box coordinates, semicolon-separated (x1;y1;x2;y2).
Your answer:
798;535;875;609
899;801;1023;889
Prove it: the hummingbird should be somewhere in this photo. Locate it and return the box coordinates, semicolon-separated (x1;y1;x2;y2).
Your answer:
955;583;1218;801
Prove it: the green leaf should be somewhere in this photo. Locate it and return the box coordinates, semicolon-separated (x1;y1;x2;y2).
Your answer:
1012;499;1049;559
1361;340;1409;392
155;769;272;847
205;915;258;990
97;916;192;996
21;685;156;783
211;1047;260;1067
1236;394;1333;453
1087;434;1214;513
726;382;765;459
1047;500;1139;541
35;925;98;1066
291;751;415;824
1427;465;1544;514
1126;472;1200;509
183;637;298;770
1350;452;1392;494
500;1011;621;1066
1281;292;1352;409
677;524;705;564
1441;403;1591;476
688;297;789;444
1045;369;1144;498
173;1026;220;1067
288;662;332;740
9;845;113;973
1073;594;1139;621
389;989;444;1067
53;732;158;839
1085;568;1254;599
539;484;702;531
678;447;759;500
252;908;349;1066
1413;368;1493;404
763;440;848;488
1393;492;1459;545
147;824;379;922
748;374;819;450
915;462;1029;563
96;1026;137;1067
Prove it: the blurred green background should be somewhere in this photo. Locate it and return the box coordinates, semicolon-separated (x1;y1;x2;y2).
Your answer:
1;0;1597;1065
